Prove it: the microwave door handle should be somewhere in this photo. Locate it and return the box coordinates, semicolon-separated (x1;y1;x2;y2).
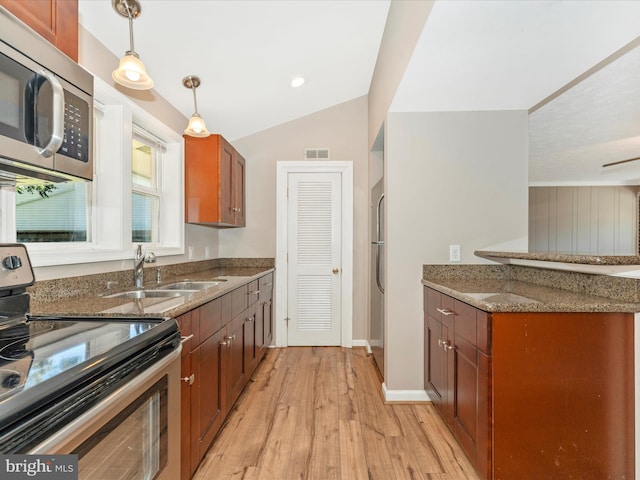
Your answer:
37;70;64;158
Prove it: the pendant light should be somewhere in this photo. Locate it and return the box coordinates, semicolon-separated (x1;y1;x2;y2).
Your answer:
112;0;154;90
183;75;210;138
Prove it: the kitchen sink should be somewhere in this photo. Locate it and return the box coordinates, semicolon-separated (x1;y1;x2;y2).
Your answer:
103;289;198;299
158;280;226;291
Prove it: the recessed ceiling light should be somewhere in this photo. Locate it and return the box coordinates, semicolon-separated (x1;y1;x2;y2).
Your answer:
291;76;305;88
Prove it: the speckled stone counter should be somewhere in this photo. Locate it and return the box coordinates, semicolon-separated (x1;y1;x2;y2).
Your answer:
422;264;640;313
28;258;274;319
475;250;640;265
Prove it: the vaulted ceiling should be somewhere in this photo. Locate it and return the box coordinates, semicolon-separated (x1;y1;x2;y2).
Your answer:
79;1;640;182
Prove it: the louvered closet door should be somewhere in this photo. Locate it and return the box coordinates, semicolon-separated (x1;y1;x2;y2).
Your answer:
287;172;342;346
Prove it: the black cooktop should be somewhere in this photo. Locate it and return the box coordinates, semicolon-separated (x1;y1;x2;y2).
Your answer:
0;316;162;402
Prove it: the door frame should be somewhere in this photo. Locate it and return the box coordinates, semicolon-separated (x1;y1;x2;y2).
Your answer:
275;161;353;348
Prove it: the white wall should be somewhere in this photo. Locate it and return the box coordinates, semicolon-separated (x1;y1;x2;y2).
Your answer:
383;110;529;391
226;96;369;340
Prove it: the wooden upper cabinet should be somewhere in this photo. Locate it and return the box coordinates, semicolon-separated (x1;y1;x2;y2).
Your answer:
0;0;79;61
184;134;246;227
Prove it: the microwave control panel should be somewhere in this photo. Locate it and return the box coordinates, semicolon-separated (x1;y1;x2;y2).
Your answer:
59;90;89;163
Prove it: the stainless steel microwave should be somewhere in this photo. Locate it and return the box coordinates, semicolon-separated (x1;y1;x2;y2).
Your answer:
0;8;93;182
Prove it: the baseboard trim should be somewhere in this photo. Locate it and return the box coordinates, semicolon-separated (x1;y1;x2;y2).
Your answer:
352;339;368;348
381;383;431;404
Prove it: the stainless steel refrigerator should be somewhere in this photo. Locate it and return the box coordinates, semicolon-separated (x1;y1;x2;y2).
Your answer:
370;179;384;377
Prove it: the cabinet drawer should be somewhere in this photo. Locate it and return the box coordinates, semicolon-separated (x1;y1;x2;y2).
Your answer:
259;273;273;296
247;280;260;307
425;287;455;328
231;285;248;318
176;311;192;356
454;300;477;347
199;296;223;343
476;310;491;355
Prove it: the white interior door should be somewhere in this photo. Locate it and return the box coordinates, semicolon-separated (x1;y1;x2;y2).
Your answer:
286;172;342;346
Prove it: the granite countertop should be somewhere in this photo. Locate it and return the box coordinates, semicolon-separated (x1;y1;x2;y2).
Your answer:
29;266;274;319
475;250;640;265
422;264;640;313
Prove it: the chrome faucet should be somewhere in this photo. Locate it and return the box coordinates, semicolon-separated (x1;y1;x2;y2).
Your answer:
133;244;156;288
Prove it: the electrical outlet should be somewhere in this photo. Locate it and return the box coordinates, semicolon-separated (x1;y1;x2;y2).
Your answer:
188;246;194;260
449;244;461;262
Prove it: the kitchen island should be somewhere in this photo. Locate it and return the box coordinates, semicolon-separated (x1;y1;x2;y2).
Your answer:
423;262;636;480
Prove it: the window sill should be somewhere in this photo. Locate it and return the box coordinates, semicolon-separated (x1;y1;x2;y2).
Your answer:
27;245;184;268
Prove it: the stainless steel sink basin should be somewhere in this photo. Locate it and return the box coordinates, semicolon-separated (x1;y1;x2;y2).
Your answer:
159;280;226;291
103;289;198;299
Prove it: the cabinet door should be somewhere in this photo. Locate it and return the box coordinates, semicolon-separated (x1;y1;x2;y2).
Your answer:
233;153;246;226
191;327;226;468
453;335;478;468
180;348;192;480
425;316;447;414
243;307;257;375
0;0;79;60
220;139;235;225
226;314;246;407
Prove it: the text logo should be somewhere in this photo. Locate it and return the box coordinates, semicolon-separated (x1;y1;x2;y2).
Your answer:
0;455;78;479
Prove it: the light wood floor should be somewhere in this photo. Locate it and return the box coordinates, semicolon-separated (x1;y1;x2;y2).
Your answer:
192;347;481;480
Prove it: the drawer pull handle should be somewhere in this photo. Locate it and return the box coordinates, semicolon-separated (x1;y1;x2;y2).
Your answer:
181;374;195;385
246;317;254;322
220;339;230;347
180;334;194;344
436;308;455;316
248;290;260;296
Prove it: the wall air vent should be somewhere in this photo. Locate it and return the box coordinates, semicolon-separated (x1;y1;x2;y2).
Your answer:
304;148;330;160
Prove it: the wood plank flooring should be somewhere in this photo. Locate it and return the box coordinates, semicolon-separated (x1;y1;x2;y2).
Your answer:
192;347;480;480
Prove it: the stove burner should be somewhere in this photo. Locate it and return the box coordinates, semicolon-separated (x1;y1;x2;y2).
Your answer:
1;372;21;389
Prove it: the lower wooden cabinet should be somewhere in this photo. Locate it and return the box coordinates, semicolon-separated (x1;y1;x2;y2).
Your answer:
423;286;633;480
179;273;273;479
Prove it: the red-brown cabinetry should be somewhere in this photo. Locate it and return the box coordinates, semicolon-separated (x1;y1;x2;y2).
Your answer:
179;273;273;479
0;0;78;60
423;285;633;480
184;134;246;227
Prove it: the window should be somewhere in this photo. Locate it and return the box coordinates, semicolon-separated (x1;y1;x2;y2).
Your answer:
0;76;184;267
16;181;91;243
131;130;163;243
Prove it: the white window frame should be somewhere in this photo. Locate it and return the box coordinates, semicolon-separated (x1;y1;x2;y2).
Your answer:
132;126;164;244
0;77;184;267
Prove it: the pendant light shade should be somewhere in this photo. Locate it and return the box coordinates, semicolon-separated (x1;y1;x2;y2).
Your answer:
112;0;154;91
183;76;210;138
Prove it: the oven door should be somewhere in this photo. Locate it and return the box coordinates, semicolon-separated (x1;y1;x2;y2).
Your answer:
28;347;181;480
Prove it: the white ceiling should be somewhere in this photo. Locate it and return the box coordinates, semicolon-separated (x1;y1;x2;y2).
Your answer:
78;0;390;141
79;1;640;183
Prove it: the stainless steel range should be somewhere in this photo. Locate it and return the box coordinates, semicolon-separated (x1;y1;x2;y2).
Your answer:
0;244;181;479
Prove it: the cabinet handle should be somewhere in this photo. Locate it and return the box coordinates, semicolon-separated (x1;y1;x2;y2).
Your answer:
180;334;194;344
444;343;454;351
245;317;254;322
438;339;444;348
220;339;230;346
181;374;195;385
436;308;456;316
248;290;260;296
